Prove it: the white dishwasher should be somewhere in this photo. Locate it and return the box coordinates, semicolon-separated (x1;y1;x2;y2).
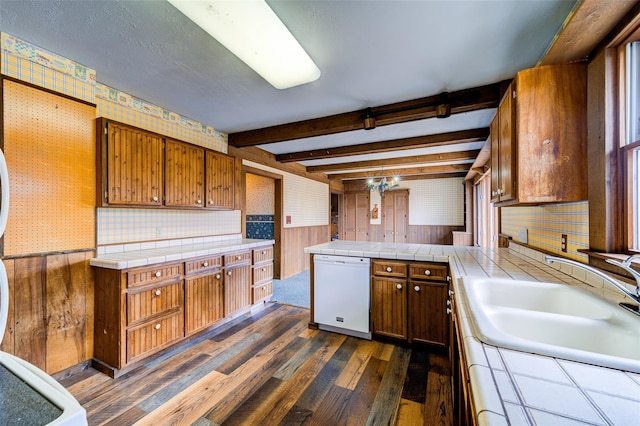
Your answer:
313;254;371;339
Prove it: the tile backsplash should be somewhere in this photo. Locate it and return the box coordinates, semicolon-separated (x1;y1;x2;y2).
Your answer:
97;208;241;246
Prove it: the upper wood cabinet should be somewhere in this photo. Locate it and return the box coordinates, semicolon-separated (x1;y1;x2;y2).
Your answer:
491;63;587;206
205;151;235;209
98;119;235;210
165;139;205;208
98;119;164;206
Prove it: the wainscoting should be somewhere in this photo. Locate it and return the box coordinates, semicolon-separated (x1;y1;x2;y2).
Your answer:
0;250;95;374
281;225;330;279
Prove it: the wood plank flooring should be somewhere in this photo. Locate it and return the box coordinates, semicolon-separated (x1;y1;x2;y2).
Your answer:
59;303;452;425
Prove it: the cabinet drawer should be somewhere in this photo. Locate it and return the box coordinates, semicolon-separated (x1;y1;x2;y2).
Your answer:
409;263;448;281
127;282;183;325
184;255;222;276
372;260;407;278
126;311;184;363
127;263;182;288
253;263;273;285
252;281;273;304
253;246;273;265
224;251;251;267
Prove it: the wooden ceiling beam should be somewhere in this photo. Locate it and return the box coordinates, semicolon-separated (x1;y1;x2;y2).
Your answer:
307;149;480;173
275;127;489;163
329;163;470;180
228;83;501;147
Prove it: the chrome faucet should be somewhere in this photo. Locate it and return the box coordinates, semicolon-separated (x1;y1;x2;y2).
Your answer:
545;255;640;315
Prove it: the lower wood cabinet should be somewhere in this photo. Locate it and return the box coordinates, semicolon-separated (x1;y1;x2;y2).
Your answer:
371;276;408;340
93;243;272;377
371;259;450;346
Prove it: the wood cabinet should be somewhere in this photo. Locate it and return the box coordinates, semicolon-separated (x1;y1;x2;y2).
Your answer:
224;251;252;316
252;246;274;304
408;263;449;346
491;63;587;206
165;139;205;207
205;151;235;209
93;243;273;376
343;192;369;241
94;262;184;372
98;120;164;206
97;119;235;210
382;190;408;243
184;255;224;336
371;259;450;346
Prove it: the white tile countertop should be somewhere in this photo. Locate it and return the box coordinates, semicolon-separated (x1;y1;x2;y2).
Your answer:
305;241;640;425
91;235;275;270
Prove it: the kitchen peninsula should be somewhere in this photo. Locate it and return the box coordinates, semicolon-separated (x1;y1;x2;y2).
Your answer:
305;241;639;425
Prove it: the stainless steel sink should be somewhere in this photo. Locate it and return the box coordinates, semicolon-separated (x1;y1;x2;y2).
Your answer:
460;276;640;372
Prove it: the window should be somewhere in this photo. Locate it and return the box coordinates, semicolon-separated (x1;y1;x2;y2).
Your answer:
624;42;640;251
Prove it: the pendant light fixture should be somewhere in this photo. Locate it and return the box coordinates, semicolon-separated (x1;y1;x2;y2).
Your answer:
169;0;321;89
366;172;399;196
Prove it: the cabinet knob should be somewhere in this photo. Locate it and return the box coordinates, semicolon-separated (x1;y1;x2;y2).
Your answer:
262;268;266;272
424;269;431;276
154;323;161;330
154;271;161;278
152;196;159;202
209;200;214;205
203;261;208;267
262;251;266;255
154;289;161;296
414;286;420;292
386;267;392;273
446;308;452;315
228;271;232;276
196;199;202;204
448;289;454;297
237;255;242;260
447;300;451;306
396;284;403;290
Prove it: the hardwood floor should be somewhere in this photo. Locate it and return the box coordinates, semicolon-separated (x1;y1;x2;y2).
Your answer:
60;303;452;425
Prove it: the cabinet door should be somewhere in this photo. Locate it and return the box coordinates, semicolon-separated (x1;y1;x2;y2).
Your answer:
489;114;500;203
498;86;516;203
408;280;449;346
224;264;251;316
165;139;205;207
371;276;407;339
185;272;224;336
205;151;235;209
105;122;163;206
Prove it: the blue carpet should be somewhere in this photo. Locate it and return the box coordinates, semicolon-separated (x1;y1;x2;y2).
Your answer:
272;269;310;308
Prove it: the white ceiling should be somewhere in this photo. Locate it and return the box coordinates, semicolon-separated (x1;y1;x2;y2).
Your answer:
0;0;578;181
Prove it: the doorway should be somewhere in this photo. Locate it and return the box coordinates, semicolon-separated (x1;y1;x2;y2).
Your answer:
244;166;283;279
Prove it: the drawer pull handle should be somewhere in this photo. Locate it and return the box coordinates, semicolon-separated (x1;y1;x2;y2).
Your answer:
196;199;202;204
228;271;232;276
414;286;420;292
386;267;392;273
209;200;214;205
424;269;431;276
396;284;403;290
154;289;161;296
154;271;161;278
216;274;221;279
152;196;159;202
237;255;242;260
262;268;266;272
154;323;161;330
262;251;266;255
203;261;209;267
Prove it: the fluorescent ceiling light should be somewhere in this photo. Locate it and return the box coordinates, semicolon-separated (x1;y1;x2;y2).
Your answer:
169;0;321;89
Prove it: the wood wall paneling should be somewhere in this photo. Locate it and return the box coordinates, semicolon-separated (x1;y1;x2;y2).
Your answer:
1;252;94;374
281;225;330;279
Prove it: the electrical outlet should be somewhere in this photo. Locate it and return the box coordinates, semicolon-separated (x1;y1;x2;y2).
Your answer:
561;234;567;253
